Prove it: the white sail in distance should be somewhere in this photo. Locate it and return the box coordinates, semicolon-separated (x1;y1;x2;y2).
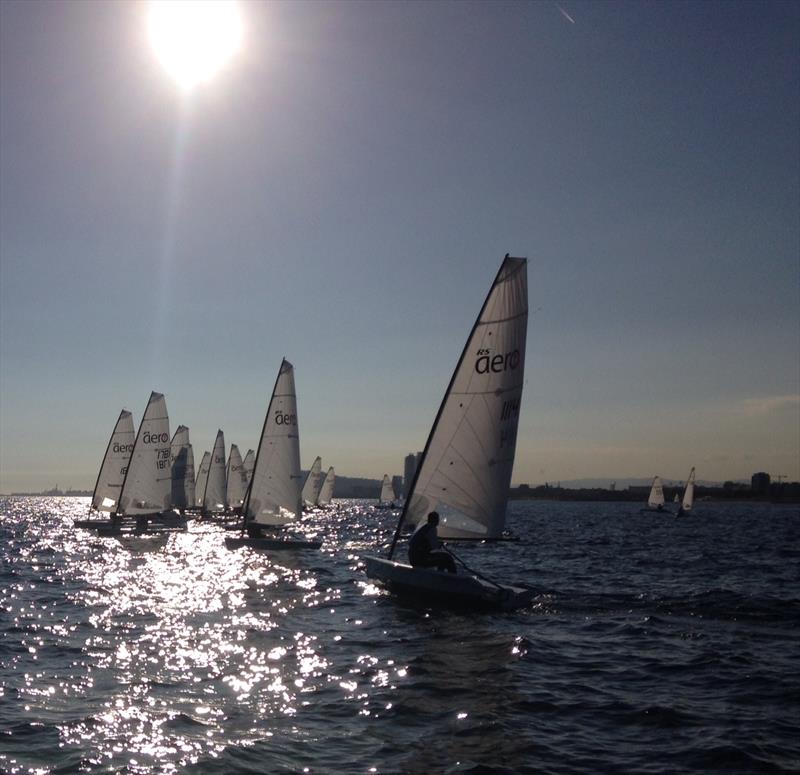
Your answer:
317;467;335;506
648;476;665;508
244;359;303;526
203;430;227;513
302;456;323;507
401;255;528;540
225;443;247;508
682;467;696;512
170;425;195;510
117;392;171;515
194;451;211;509
242;449;255;486
91;409;135;512
379;474;395;505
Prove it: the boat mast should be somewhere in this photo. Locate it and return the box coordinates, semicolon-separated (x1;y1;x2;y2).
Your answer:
387;254;519;560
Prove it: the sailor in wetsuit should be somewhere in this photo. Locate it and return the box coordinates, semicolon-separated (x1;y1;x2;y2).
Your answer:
408;511;456;573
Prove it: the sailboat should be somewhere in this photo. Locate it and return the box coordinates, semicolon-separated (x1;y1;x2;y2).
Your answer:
377;474;396;508
676;467;695;517
225;443;248;511
643;475;665;512
301;456;324;509
100;391;182;534
363;254;533;610
317;467;335;506
201;430;227;516
170;425;195;514
74;409;135;528
225;359;321;550
242;449;255;487
193;451;211;511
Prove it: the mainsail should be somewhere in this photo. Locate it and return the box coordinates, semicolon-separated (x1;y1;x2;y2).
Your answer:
225;443;247;509
317;467;335;506
392;255;528;545
682;467;696;512
379;474;395;506
91;409;135;512
194;451;211;509
203;430;227;513
243;359;303;526
170;425;195;511
301;456;323;507
647;476;665;509
117;392;171;515
242;449;255;486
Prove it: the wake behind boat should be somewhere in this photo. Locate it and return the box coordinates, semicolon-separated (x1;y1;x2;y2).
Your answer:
363;254;531;610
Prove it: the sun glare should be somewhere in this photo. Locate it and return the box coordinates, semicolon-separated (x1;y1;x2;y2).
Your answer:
148;0;243;92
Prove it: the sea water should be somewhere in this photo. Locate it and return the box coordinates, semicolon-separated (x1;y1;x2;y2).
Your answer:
1;497;798;773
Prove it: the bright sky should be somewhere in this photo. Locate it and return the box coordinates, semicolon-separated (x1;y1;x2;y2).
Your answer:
1;1;798;493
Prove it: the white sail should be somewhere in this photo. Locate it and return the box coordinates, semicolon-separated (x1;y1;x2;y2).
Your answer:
317;467;335;506
194;451;211;509
379;474;395;506
301;456;323;507
225;443;247;509
647;476;665;508
244;359;303;526
203;430;227;513
400;255;528;540
91;409;135;512
170;425;195;510
682;467;696;512
117;392;171;515
242;449;255;486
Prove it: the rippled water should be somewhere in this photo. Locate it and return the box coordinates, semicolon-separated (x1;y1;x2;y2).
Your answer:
1;497;798;773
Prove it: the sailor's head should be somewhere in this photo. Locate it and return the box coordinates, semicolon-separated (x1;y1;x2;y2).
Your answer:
427;511;440;526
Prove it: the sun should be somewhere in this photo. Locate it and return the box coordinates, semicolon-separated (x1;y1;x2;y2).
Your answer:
147;0;243;92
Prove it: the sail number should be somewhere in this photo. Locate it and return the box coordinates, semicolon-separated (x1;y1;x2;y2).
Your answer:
156;447;171;470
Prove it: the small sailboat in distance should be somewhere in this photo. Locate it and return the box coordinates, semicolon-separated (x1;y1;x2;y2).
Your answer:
242;449;255;487
301;456;324;509
317;466;335;506
225;443;248;511
74;409;135;529
676;467;695;517
170;425;195;514
193;451;211;511
201;430;227;516
225;359;321;550
364;254;533;610
643;475;665;513
378;474;395;508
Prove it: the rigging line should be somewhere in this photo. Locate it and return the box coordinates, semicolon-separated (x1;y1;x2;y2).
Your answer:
445;546;504;590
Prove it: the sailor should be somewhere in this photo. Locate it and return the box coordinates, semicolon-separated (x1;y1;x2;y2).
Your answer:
408;511;456;573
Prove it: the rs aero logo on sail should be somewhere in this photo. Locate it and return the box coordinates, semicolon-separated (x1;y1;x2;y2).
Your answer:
113;443;134;453
142;431;170;444
475;348;520;374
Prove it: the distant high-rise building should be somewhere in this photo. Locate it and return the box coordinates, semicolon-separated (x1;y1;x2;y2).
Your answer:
751;472;771;495
403;452;422;497
392;475;403;499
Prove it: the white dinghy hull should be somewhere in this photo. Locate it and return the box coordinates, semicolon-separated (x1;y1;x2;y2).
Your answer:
363;555;533;611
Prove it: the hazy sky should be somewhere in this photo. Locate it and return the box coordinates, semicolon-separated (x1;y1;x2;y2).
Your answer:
1;0;798;493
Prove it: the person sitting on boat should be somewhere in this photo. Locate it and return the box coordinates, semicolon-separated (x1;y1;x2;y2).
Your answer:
408;511;456;573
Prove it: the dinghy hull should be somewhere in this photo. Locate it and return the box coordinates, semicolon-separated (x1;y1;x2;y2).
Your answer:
363;555;533;611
